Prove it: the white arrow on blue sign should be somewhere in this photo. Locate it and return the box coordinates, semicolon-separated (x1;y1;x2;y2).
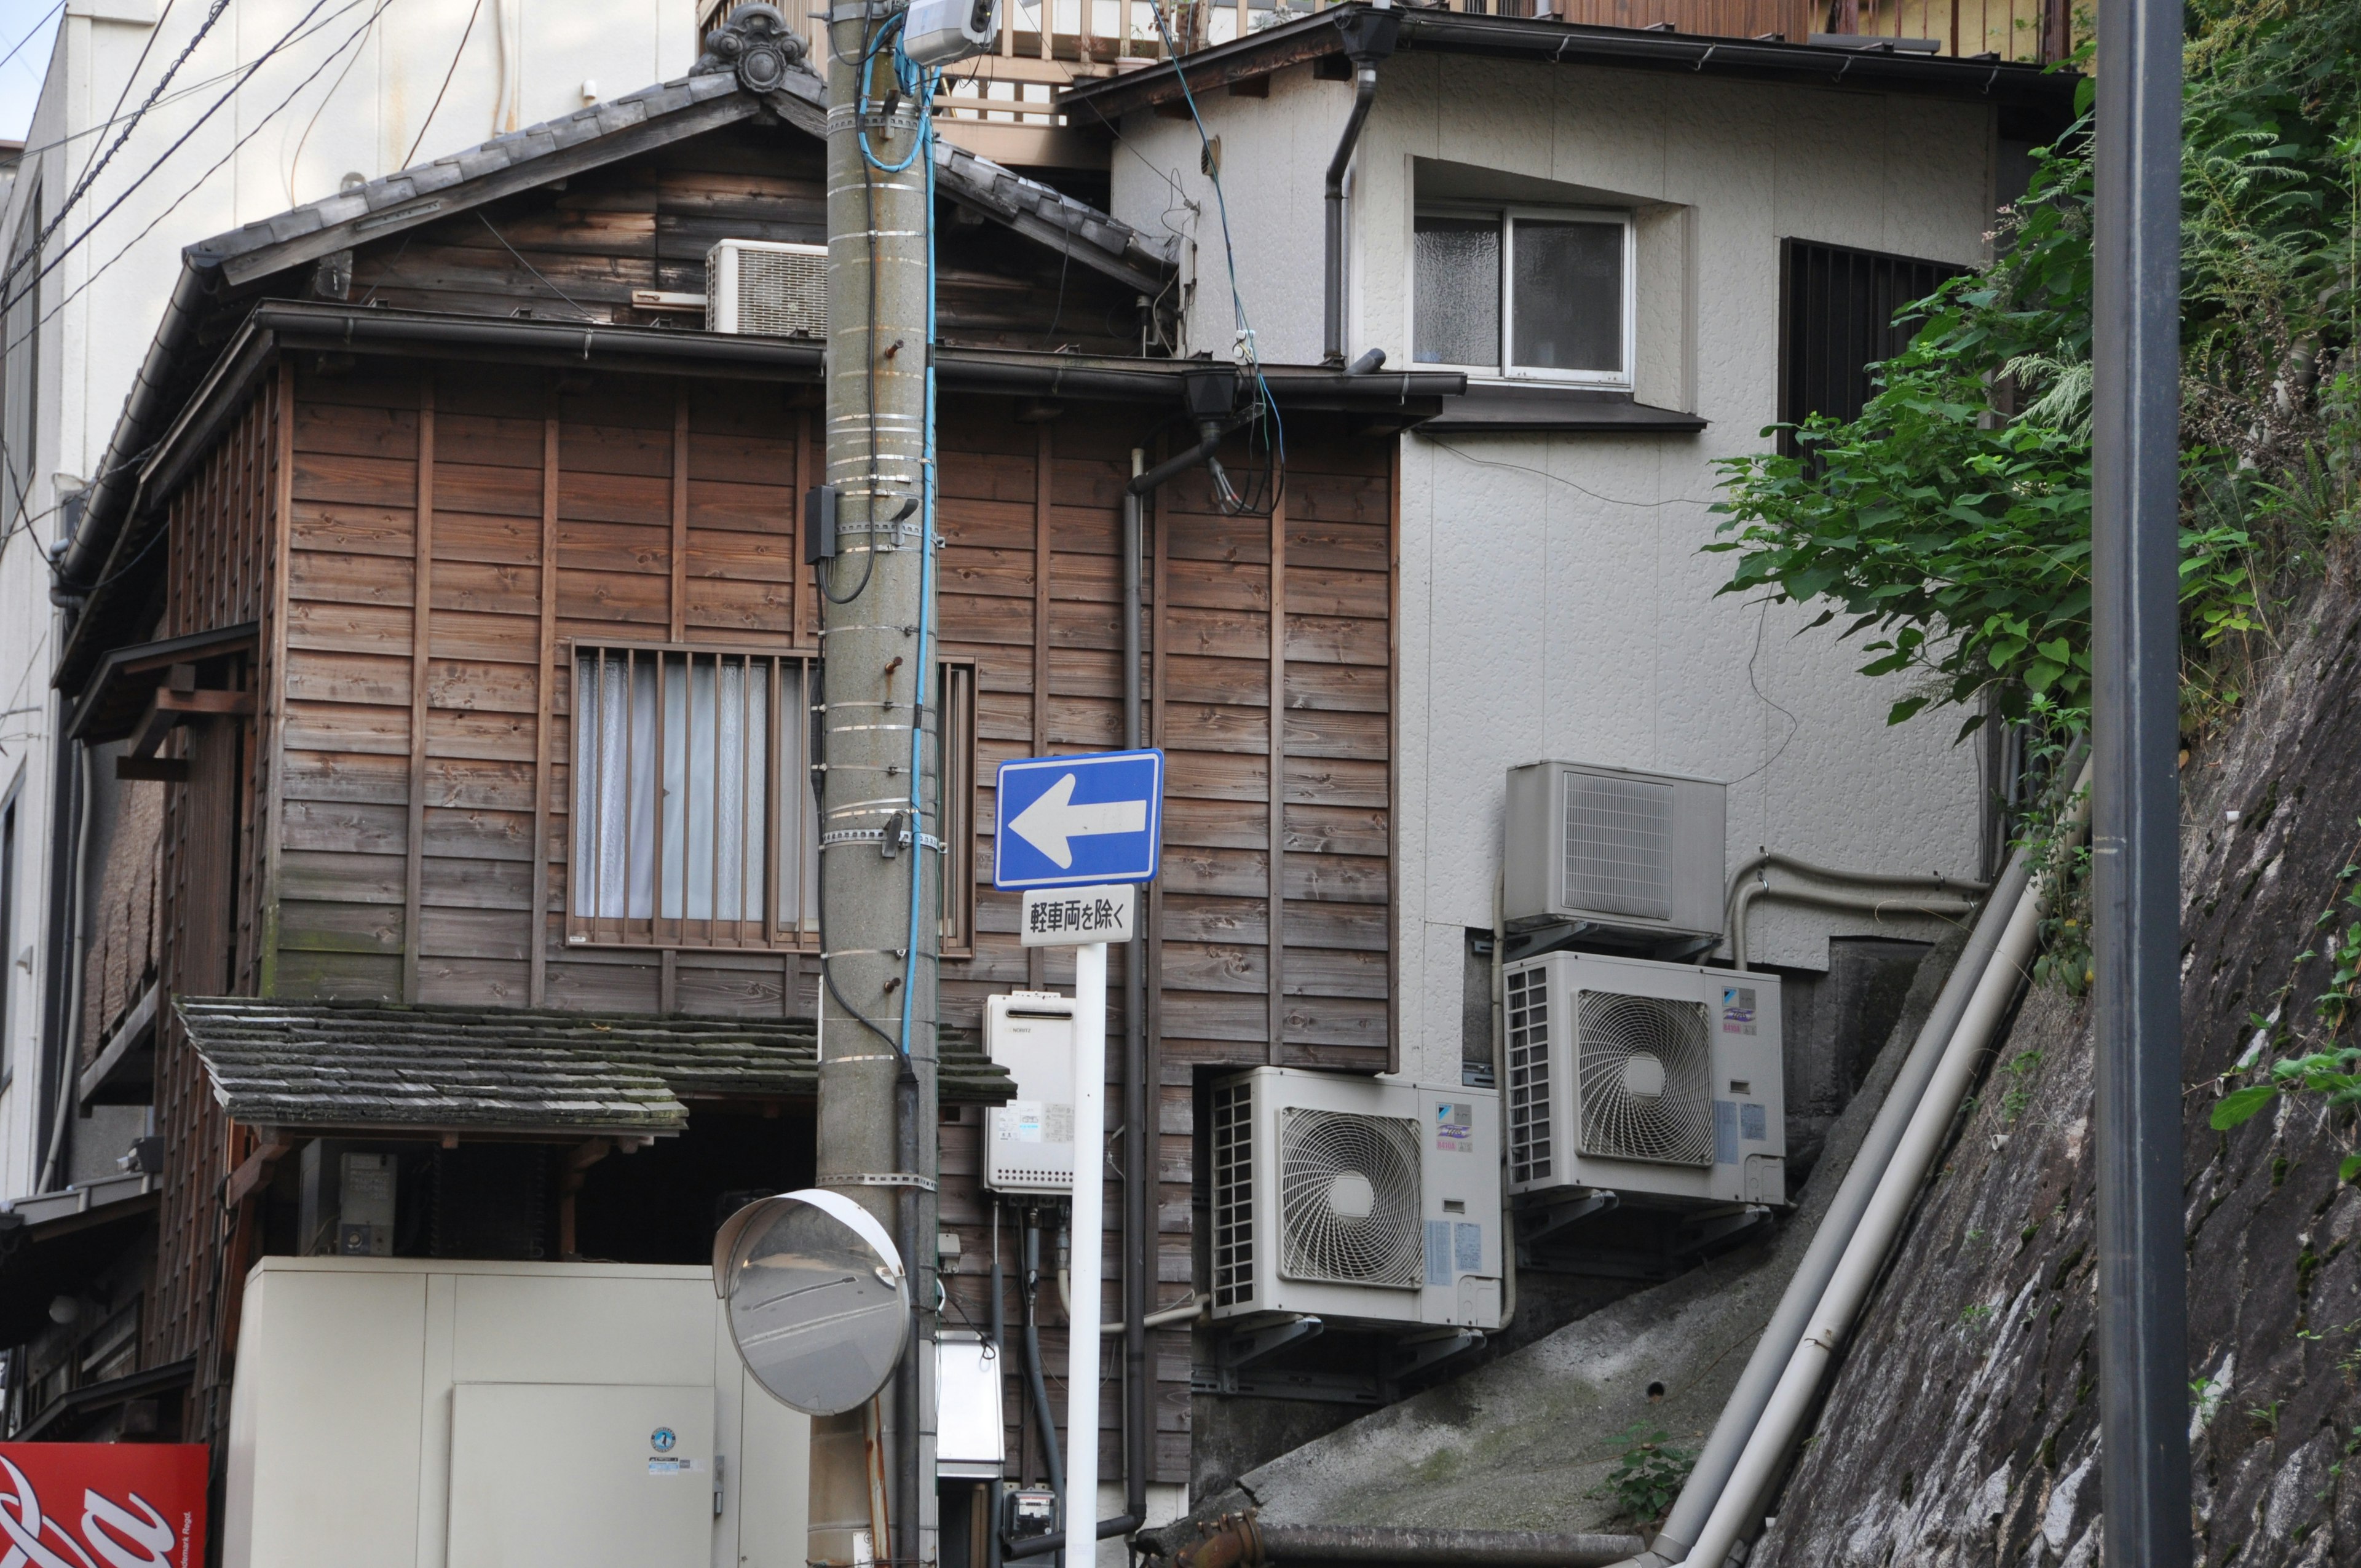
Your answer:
993;748;1164;891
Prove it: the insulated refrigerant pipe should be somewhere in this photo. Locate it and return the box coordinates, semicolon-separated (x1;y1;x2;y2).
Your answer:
1669;781;2092;1568
1726;884;1980;973
1624;840;2037;1567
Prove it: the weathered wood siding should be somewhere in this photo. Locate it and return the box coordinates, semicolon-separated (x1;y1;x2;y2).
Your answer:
252;353;1394;1483
345;122;1144;355
148;379;279;1381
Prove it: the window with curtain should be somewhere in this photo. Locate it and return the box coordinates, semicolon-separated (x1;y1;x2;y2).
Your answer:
1413;205;1634;386
568;646;973;952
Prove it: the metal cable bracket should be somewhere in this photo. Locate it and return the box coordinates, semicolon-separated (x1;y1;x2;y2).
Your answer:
820;1172;939;1192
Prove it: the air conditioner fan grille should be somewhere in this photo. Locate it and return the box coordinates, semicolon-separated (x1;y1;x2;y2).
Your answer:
1278;1108;1422;1288
1575;989;1714;1166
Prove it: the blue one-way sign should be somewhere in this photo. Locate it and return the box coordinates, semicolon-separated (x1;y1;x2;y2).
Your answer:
994;749;1164;890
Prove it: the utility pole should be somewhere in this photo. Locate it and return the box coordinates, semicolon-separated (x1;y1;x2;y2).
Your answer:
812;7;939;1568
2091;0;2189;1559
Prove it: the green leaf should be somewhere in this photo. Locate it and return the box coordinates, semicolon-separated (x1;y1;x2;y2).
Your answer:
2210;1084;2279;1130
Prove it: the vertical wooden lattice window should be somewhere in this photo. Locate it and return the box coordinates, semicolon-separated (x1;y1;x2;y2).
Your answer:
566;644;973;952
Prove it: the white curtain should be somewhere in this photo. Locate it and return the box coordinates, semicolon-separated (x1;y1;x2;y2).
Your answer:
574;654;780;923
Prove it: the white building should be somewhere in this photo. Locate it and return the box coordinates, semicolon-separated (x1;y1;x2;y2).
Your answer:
0;0;698;1202
1068;15;2068;1098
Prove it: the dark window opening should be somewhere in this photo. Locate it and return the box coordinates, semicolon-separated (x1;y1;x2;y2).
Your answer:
572;1106;818;1265
1778;239;1966;456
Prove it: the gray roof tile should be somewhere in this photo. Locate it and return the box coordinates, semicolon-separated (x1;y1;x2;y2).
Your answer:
176;996;1010;1137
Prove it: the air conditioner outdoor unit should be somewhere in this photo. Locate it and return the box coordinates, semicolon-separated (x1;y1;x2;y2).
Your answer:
983;991;1076;1195
1209;1067;1503;1331
1503;761;1727;941
1503;950;1786;1208
706;239;826;338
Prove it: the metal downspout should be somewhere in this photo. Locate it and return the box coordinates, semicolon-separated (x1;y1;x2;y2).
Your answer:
1321;6;1401;367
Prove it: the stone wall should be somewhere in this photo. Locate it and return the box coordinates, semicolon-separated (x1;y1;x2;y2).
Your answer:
1756;569;2361;1567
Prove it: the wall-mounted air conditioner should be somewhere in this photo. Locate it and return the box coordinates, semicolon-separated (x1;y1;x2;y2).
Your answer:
1209;1067;1503;1331
983;991;1077;1195
1503;950;1785;1208
1503;761;1727;941
706;239;826;338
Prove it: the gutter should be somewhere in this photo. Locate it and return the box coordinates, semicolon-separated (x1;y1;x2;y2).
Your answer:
1322;6;1401;367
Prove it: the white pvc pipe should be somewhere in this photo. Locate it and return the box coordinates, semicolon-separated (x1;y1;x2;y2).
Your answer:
1675;861;2054;1567
1066;941;1109;1568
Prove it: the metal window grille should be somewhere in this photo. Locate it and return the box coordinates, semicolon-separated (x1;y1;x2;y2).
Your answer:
566;645;975;952
1210;1078;1256;1308
1505;965;1553;1184
1778;239;1968;456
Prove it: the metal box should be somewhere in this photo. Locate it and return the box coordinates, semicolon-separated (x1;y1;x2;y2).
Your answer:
1209;1067;1503;1331
984;991;1077;1195
1503;761;1727;941
1504;949;1786;1208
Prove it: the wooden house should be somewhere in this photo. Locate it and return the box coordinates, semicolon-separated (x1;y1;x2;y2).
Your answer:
13;36;1458;1540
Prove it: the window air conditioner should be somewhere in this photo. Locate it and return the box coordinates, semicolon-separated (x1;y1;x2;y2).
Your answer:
1209;1067;1503;1331
983;991;1076;1195
706;239;826;338
1503;761;1727;941
1503;950;1786;1208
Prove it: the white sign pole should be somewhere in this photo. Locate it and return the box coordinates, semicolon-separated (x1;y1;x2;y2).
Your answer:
1064;938;1107;1568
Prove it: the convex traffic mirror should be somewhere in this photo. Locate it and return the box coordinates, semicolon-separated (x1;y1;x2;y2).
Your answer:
713;1189;908;1415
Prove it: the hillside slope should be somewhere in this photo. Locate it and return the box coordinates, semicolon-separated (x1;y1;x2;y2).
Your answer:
1756;571;2361;1566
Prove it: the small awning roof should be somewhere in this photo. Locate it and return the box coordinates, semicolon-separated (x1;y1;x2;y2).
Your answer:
177;997;1013;1140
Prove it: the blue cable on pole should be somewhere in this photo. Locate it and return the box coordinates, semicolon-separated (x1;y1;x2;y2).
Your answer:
896;55;940;1056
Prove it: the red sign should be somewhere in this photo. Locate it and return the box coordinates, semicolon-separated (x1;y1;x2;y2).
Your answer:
0;1444;206;1568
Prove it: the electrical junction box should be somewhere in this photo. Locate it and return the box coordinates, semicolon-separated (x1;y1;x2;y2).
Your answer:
935;1331;1005;1479
298;1144;395;1257
1503;761;1728;941
984;991;1077;1195
1209;1067;1503;1331
903;0;999;66
1503;949;1786;1208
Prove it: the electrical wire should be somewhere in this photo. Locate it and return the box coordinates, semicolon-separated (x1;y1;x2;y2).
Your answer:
0;0;242;307
1144;1;1284;517
0;1;62;82
284;0;381;207
400;0;487;169
474;210;595;319
897;48;942;1059
0;0;349;320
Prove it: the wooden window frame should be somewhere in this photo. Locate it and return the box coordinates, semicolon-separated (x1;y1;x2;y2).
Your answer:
563;640;975;958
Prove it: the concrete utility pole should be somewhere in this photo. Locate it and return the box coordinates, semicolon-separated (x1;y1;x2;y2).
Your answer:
2091;0;2190;1559
812;8;939;1568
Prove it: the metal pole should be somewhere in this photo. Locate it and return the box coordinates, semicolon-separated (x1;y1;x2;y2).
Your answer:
2092;0;2189;1558
1120;457;1150;1530
1066;941;1110;1568
813;3;939;1567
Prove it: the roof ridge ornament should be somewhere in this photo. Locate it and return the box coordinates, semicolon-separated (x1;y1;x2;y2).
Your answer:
695;2;811;94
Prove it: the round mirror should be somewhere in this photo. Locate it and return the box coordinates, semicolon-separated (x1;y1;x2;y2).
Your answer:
713;1189;908;1415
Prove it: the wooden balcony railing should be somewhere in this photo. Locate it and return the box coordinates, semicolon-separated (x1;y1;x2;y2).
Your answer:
695;0;2078;170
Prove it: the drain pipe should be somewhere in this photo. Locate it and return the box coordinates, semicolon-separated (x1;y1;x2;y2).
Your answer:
1321;5;1402;368
1634;768;2092;1568
1110;372;1243;1542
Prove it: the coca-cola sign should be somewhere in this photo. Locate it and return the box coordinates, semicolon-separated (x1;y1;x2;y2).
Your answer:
0;1444;206;1568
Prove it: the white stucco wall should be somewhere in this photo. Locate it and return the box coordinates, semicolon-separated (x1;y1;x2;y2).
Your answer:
0;0;692;1198
1109;55;2000;1087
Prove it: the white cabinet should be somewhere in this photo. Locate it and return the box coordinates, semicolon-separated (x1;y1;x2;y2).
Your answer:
448;1384;716;1568
223;1257;807;1568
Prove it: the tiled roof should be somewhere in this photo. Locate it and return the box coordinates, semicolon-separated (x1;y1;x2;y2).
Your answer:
177;996;1011;1138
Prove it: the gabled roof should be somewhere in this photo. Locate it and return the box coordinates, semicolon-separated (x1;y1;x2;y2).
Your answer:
192;62;1176;298
177;997;1014;1141
56;26;1179;683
